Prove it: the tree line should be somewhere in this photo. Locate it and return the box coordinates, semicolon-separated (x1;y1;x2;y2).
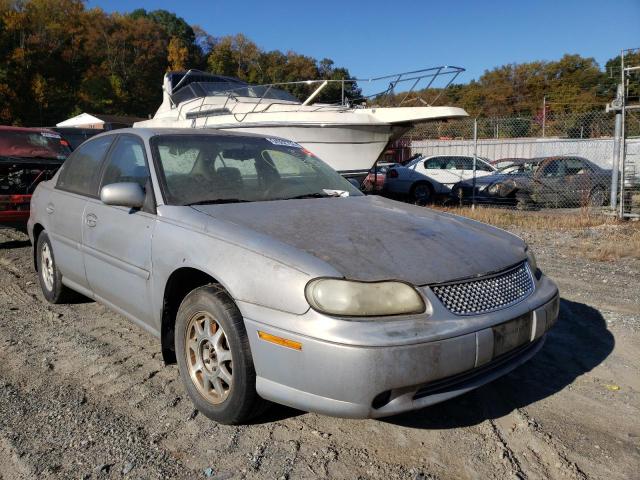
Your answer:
0;0;637;127
0;0;360;126
387;52;640;120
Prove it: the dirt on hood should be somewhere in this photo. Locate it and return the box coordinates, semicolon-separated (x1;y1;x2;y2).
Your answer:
193;195;527;285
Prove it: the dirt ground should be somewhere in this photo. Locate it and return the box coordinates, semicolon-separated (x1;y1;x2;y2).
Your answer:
0;224;639;480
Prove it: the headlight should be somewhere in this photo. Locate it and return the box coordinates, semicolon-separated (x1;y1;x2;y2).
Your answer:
488;180;517;197
305;278;426;317
487;183;501;195
525;246;538;273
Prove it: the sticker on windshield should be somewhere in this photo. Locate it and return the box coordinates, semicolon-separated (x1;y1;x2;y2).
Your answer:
40;132;61;139
265;137;301;148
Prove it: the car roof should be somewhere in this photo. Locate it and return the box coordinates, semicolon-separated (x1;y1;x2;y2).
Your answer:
0;125;60;135
506;156;588;165
90;127;286;142
419;154;492;163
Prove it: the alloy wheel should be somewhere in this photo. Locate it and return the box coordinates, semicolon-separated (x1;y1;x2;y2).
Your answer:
185;311;233;405
40;242;55;292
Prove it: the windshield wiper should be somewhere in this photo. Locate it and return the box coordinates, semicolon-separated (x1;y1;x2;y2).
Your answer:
281;190;350;200
283;193;331;200
185;199;249;206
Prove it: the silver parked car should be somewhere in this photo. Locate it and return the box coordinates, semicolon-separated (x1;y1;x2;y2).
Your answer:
384;155;497;204
28;129;559;424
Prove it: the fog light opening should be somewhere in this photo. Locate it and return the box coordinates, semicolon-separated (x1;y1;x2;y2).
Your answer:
372;390;392;410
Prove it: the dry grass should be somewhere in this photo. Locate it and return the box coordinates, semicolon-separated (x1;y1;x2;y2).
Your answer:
580;225;640;261
434;206;619;231
434;206;640;261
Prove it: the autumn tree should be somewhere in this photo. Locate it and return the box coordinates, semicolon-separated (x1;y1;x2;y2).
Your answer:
0;1;629;127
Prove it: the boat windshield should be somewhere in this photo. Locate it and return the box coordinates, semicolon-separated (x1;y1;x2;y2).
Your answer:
151;134;362;205
171;81;300;105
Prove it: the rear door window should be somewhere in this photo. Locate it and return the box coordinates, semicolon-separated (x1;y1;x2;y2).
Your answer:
454;157;474;170
540;160;564;177
56;135;114;196
564;158;586;176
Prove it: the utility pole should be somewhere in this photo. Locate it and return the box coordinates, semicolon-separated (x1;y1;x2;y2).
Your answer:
472;118;478;210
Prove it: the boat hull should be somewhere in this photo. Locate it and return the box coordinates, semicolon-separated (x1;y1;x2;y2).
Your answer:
217;123;408;175
136;117;407;174
135;103;467;174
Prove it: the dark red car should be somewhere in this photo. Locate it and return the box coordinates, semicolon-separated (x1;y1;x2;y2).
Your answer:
0;126;70;227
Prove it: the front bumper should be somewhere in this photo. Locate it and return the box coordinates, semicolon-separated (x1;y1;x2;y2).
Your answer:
242;275;559;419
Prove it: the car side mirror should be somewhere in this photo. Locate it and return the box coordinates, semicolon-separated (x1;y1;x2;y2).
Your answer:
100;182;145;209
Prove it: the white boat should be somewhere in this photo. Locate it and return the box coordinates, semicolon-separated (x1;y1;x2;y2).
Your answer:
135;68;469;176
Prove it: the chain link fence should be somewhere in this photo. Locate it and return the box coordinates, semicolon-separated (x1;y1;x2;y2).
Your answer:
368;110;639;216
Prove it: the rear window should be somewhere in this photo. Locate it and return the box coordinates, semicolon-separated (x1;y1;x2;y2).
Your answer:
0;130;70;160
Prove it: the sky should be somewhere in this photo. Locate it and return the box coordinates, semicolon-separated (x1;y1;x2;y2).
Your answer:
88;0;640;93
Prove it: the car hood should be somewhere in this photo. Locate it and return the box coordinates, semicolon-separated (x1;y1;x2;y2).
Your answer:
192;195;526;285
461;172;532;186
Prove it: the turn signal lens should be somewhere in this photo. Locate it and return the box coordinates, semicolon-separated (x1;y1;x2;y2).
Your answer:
258;331;302;350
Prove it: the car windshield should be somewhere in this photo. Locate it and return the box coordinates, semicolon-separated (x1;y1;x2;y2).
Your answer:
152;134;363;205
498;162;540;174
0;130;70;160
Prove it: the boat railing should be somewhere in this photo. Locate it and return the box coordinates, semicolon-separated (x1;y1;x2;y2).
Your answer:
175;65;465;123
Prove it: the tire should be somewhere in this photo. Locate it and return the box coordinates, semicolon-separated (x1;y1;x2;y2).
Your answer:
587;186;606;207
175;285;267;424
36;231;75;304
410;182;434;206
515;191;536;211
451;185;465;206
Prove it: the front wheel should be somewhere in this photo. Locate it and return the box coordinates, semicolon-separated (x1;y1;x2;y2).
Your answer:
515;191;536;211
175;285;267;424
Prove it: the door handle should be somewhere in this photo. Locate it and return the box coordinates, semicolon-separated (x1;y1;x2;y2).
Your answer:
85;213;97;228
45;203;54;214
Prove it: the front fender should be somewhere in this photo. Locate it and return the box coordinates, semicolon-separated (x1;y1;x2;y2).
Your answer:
150;218;324;327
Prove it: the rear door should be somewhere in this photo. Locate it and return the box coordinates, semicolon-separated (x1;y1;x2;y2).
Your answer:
82;134;156;326
418;156;459;186
48;135;115;290
562;157;592;207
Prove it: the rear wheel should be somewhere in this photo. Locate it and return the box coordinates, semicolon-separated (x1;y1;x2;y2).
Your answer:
175;285;267;424
36;231;75;304
410;182;434;206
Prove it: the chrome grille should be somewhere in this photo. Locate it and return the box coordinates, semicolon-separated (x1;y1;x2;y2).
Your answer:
431;263;534;315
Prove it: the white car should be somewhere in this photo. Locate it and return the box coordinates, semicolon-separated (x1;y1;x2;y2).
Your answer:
383;155;497;204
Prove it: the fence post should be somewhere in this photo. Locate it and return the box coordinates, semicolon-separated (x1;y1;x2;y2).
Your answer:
542;96;546;138
610;112;622;211
472;118;478;210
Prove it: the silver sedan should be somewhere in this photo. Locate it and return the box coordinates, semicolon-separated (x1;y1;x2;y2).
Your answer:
28;128;559;424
